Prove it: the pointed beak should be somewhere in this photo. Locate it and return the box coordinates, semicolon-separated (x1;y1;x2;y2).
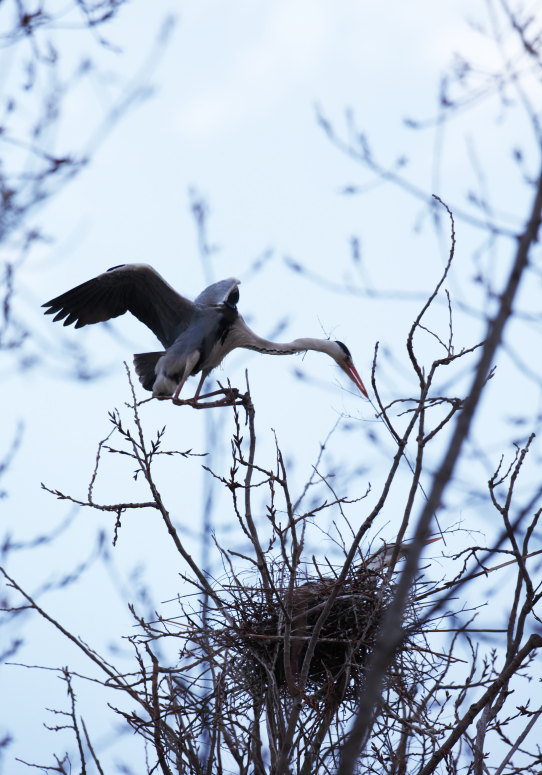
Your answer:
341;361;369;399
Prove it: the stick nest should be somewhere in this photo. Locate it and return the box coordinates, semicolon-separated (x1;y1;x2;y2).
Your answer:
216;564;406;705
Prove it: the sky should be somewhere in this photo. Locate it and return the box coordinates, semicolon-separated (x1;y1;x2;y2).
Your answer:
2;1;542;771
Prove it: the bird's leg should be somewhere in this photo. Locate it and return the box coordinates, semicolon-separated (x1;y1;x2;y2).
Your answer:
187;389;242;408
193;373;207;401
171;375;190;404
178;374;239;408
177;380;243;409
171;353;200;405
170;365;242;409
172;373;206;407
196;380;240;406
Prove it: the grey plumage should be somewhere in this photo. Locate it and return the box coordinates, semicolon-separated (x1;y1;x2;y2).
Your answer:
43;263;368;402
364;536;442;571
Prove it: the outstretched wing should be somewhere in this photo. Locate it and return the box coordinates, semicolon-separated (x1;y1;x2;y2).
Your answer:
42;264;195;348
194;278;240;308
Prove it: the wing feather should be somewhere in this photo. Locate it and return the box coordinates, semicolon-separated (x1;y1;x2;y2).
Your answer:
42;264;195;347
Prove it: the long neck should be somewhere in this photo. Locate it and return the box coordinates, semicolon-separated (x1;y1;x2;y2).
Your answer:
233;317;332;356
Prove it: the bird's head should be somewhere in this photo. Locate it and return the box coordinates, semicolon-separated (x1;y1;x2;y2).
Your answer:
327;340;369;398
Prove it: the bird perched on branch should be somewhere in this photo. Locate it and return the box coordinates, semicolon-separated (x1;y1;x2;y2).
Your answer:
43;264;368;406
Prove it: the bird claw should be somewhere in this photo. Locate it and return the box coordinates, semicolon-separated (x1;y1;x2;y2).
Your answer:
171;396;195;407
216;387;241;405
169;387;242;409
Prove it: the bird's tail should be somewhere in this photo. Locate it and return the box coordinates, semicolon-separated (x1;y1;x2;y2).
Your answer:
133;351;164;392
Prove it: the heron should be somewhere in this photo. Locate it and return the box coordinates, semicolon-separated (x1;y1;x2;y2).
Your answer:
363;535;442;571
42;263;368;405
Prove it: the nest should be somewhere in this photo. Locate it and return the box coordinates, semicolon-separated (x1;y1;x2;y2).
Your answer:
220;565;398;705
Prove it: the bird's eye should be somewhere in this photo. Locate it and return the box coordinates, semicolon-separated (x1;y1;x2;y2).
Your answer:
335;340;352;359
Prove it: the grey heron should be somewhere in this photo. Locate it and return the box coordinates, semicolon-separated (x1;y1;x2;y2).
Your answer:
363;536;442;571
43;264;369;404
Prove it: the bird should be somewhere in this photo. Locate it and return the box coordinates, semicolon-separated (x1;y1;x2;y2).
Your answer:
363;536;441;572
42;263;369;404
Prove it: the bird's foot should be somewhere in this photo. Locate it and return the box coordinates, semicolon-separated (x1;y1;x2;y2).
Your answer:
215;386;241;406
190;387;242;409
170;395;193;406
170;387;243;409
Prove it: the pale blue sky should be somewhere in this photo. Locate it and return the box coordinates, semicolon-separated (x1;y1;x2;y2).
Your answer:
3;1;541;771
